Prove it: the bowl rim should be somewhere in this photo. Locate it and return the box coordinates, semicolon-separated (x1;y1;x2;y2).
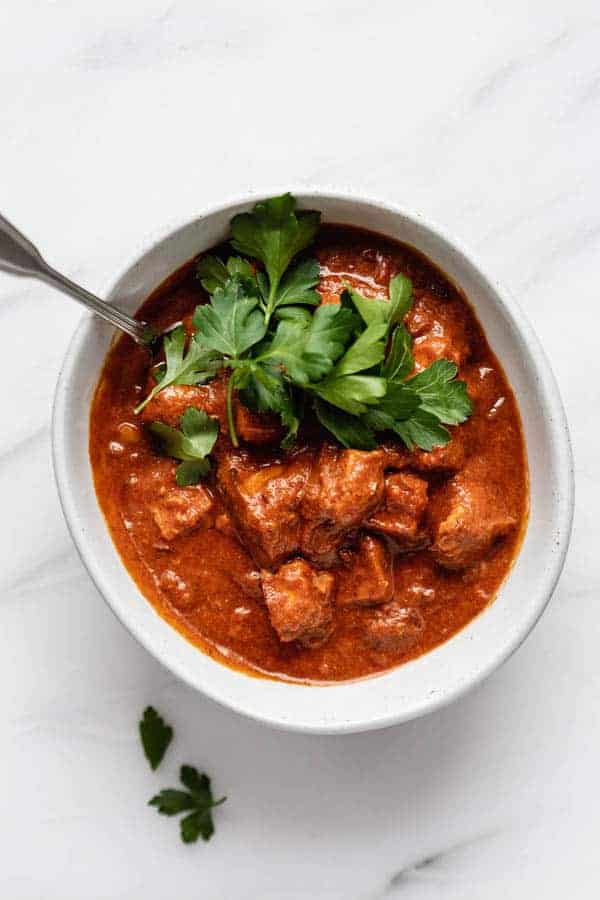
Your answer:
51;187;575;734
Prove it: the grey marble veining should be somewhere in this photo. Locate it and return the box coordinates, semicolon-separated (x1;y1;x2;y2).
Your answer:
0;1;595;897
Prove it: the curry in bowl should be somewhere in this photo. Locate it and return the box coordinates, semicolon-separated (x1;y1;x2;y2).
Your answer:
90;195;528;683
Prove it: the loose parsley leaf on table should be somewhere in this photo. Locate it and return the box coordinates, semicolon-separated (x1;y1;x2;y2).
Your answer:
149;408;219;485
150;765;226;844
139;706;173;770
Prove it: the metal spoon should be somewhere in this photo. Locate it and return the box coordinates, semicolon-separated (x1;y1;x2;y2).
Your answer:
0;212;157;346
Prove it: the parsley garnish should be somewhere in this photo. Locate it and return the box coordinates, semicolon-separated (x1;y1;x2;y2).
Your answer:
192;276;267;359
230;193;320;323
139;706;173;770
136;194;474;458
150;765;226;844
148;408;219;485
405;358;472;425
196;254;256;294
134;325;220;414
192;275;268;446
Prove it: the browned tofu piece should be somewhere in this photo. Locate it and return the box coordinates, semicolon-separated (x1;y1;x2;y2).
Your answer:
365;604;425;653
141;373;282;446
336;534;394;607
379;442;411;470
140;384;216;429
393;553;438;606
234;402;284;445
380;432;467;477
261;559;335;648
367;472;429;548
405;292;471;371
217;450;314;568
429;461;518;569
149;484;214;541
300;446;385;564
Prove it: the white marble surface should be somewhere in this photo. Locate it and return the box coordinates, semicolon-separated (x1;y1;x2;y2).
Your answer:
0;0;596;896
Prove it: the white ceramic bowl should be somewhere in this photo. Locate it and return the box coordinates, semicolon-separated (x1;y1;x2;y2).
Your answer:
52;191;574;734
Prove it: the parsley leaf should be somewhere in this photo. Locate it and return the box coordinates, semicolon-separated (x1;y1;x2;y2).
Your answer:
330;322;388;375
192;276;268;448
273;306;313;325
134;326;220;414
149;765;226;844
272;257;321;308
139;706;173;771
343;286;391;328
405;359;473;425
388;273;413;326
237;360;300;446
137;195;474;458
196;255;228;293
314;398;377;450
382;324;414;381
362;361;469;451
393;408;451;451
312;374;387;415
230;193;320;321
363;381;420;430
149;408;219;485
257;303;355;385
149;790;195;814
343;274;412;333
308;322;388;415
196;255;256;294
192;276;266;359
301;304;358;368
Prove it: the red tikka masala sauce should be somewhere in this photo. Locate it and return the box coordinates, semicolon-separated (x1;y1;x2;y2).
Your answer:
89;225;528;683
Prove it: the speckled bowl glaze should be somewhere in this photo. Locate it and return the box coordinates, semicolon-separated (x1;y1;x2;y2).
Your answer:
52;191;574;734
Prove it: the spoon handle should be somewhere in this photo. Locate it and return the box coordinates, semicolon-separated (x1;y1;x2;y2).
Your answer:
0;212;156;346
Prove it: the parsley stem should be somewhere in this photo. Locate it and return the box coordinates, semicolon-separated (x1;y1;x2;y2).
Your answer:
226;374;239;447
263;281;279;327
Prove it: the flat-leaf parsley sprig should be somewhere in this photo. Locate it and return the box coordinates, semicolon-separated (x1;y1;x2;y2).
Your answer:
139;706;173;771
136;193;473;464
149;765;226;844
138;707;226;845
148;408;219;486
